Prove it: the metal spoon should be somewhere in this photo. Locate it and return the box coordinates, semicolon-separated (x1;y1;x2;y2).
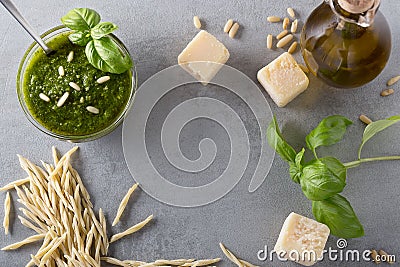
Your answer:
0;0;55;55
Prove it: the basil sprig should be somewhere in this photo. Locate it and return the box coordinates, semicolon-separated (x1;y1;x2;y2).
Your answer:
61;8;132;74
267;114;400;238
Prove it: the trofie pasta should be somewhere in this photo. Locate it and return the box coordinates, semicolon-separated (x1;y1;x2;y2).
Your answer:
219;243;258;267
110;215;153;243
0;177;30;191
112;183;139;226
0;147;219;266
3;192;10;234
2;233;46;251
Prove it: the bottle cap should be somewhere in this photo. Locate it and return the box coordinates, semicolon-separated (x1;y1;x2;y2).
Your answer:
338;0;375;13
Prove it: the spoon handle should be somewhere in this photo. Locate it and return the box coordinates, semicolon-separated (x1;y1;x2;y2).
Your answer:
0;0;54;55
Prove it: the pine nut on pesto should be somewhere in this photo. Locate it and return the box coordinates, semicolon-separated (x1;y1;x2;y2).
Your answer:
20;30;133;137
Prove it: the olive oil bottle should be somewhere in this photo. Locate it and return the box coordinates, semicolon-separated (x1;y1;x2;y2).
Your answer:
301;0;391;88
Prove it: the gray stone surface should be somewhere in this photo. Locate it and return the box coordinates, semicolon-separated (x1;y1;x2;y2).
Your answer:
0;0;400;266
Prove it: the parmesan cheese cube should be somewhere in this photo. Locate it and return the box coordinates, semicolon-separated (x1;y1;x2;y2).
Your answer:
274;212;330;266
178;30;230;85
257;52;309;107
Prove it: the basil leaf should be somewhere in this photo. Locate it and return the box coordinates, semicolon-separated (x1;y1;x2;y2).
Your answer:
300;157;346;201
358;115;400;159
312;194;364;238
295;148;305;169
267;116;296;163
306;115;353;157
61;8;101;31
289;163;301;184
91;22;118;39
68;31;92;46
319;157;347;182
289;148;305;184
85;37;133;74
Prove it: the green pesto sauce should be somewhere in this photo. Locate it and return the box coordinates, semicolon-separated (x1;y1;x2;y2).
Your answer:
23;32;132;136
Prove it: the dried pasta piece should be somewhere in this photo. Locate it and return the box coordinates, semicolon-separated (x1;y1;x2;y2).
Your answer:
155;259;195;265
84;252;101;267
95;236;102;263
40;233;67;264
2;233;46;250
101;257;131;267
99;208;109;255
219;243;243;266
85;225;95;255
18;215;45;234
3;192;11;234
182;258;221;266
19;208;47;230
112;183;139;226
0;177;30;191
123;259;150;266
110;215;153;243
51;146;59;166
219;242;258;267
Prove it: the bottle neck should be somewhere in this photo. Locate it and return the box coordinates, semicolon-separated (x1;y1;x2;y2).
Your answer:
329;0;380;27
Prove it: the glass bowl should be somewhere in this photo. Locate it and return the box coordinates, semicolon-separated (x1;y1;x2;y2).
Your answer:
17;25;137;142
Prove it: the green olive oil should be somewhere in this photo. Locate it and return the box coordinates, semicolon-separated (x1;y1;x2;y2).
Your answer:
301;0;391;88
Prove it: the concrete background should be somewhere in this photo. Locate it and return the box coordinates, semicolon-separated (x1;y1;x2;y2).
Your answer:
0;0;399;266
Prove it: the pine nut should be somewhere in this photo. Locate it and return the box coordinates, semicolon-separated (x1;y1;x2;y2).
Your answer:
267;34;273;49
267;16;281;23
276;34;293;48
96;76;110;84
287;7;296;18
387;75;400;86
282;17;290;30
67;51;74;63
86;106;99;114
223;19;234;33
288;41;298;54
57;92;69;107
39;93;50;102
359;115;372;125
69;82;81;91
193;16;202;29
291;19;298;33
276;30;288;40
58;66;65;77
381;88;394;97
299;64;309;73
229;22;240;39
370;250;381;264
378;250;395;264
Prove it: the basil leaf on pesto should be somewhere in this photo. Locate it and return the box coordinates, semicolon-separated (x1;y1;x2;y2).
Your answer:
61;8;101;31
85;37;133;74
91;22;118;39
68;31;92;46
62;8;132;74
